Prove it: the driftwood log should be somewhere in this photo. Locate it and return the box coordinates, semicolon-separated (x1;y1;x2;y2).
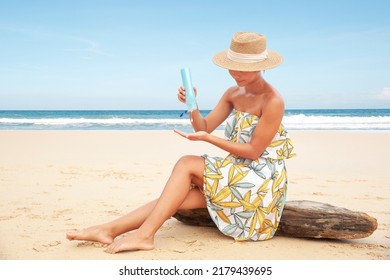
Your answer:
173;200;378;239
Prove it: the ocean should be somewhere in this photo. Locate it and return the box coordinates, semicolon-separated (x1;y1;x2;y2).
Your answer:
0;109;389;131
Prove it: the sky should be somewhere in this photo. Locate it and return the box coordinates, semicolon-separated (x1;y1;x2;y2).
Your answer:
0;0;389;110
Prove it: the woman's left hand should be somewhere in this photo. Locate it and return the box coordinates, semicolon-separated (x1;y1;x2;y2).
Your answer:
174;129;209;141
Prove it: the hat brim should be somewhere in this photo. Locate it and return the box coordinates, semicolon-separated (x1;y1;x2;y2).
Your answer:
212;49;283;71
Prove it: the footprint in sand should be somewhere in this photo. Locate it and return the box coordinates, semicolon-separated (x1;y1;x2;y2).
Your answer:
33;241;62;252
76;241;107;248
51;209;73;219
105;209;122;216
0;214;20;221
312;192;325;196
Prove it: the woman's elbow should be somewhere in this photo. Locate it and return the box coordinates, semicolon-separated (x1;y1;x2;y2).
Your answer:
247;153;262;161
247;148;264;160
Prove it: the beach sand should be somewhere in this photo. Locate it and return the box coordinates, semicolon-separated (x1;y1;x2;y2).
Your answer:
0;130;389;260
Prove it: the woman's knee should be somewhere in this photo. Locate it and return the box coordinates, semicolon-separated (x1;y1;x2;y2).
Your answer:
174;155;204;175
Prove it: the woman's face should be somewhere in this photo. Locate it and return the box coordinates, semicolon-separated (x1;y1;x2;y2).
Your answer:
228;70;260;86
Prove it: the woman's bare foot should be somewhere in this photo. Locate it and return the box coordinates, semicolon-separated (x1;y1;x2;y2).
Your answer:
66;225;114;245
104;230;154;254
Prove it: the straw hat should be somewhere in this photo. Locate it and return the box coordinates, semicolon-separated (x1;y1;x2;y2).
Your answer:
212;32;283;71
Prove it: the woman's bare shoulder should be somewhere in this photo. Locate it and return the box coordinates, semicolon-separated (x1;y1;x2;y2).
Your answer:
265;83;284;105
225;85;240;95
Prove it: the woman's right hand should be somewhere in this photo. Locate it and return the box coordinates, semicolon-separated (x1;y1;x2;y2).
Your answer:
177;86;197;104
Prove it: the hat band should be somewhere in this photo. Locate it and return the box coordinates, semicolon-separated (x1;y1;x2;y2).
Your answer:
227;49;268;63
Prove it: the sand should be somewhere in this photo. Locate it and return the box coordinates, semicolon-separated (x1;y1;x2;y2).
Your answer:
0;130;389;260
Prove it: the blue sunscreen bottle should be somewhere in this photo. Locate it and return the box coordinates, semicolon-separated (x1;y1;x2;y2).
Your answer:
180;68;198;112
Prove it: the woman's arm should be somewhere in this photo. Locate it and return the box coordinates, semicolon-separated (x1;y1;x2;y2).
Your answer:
175;97;284;160
178;86;234;133
240;97;285;159
176;131;260;160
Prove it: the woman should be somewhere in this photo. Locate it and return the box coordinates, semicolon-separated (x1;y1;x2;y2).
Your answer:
67;32;295;253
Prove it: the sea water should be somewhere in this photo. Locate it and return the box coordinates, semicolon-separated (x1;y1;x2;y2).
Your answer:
0;109;389;131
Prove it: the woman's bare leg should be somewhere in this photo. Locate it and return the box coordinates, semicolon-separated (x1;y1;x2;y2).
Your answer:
104;155;205;253
66;155;205;251
66;190;205;244
66;199;159;245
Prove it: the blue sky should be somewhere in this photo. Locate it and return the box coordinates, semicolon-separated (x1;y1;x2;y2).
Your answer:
0;0;389;110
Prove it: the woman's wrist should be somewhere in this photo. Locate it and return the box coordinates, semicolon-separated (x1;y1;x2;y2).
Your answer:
190;109;207;132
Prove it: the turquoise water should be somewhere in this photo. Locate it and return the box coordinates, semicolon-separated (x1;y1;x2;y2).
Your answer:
0;109;389;130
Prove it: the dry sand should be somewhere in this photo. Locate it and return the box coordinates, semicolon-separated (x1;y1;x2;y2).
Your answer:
0;130;389;260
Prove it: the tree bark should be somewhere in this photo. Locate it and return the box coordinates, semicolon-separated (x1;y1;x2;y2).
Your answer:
173;200;378;239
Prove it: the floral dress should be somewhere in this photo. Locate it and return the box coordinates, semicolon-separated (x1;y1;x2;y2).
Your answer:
202;110;295;241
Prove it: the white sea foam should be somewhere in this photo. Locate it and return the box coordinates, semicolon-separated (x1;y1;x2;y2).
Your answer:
282;114;390;130
1;114;390;130
0;118;190;126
